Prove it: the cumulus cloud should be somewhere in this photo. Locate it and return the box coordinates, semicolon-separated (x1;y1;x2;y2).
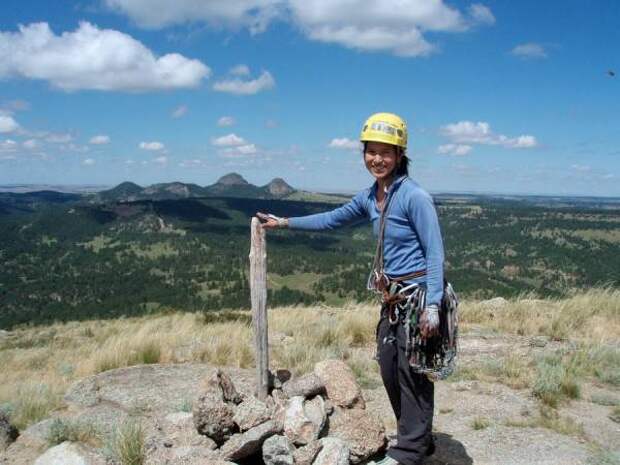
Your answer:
139;141;165;151
211;133;246;146
571;164;591;172
0;115;19;133
213;70;275;95
511;42;547;59
82;158;96;166
230;64;250;76
90;135;111;145
153;155;168;164
0;22;210;91
328;138;360;150
0;139;18;152
440;121;537;149
171;105;188;118
106;0;495;57
437;144;472;156
179;158;204;168
105;0;281;33
217;116;235;127
468;4;495;25
222;144;258;157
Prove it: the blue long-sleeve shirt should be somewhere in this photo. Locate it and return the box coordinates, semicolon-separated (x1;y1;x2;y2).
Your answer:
288;176;445;305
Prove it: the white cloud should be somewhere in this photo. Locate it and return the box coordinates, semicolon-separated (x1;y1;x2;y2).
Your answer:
468;4;495;25
90;135;111;145
82;158;96;166
23;139;38;149
171;105;188;118
105;1;494;57
0;115;19;133
437;144;472;156
217;116;235;127
105;0;281;33
213;70;275;95
571;164;591;172
440;121;538;149
511;43;547;59
0;22;210;91
222;144;258;157
328;137;360;150
153;155;168;164
230;64;250;76
211;133;246;146
0;139;18;152
139;141;165;151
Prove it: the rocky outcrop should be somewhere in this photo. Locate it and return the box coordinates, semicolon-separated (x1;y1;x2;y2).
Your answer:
33;442;106;465
262;434;295;465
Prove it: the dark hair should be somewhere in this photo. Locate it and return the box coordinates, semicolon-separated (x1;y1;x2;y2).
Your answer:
363;142;410;177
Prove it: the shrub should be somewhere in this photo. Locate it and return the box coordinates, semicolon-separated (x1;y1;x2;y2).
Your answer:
471;416;490;430
107;420;145;465
47;418;99;446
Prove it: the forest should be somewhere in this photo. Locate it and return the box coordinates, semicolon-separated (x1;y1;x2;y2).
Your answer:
1;191;619;328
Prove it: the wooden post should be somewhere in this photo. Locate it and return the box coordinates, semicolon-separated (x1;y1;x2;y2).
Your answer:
249;217;269;400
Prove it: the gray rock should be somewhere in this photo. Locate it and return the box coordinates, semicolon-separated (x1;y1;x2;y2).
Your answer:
205;369;242;405
22;419;54;443
283;397;322;446
233;396;270;432
292;440;322;465
192;391;236;445
327;406;386;464
0;411;18;450
220;419;281;461
314;360;365;409
304;396;326;434
262;434;294;465
313;437;350;465
33;442;106;465
162;412;216;449
282;373;325;398
64;377;100;408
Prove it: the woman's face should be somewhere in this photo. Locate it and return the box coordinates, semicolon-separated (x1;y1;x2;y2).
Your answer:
364;141;401;182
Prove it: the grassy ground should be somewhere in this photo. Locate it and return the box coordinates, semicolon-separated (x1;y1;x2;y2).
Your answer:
0;288;618;440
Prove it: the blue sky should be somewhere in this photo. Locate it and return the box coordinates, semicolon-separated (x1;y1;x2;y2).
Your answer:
0;0;618;196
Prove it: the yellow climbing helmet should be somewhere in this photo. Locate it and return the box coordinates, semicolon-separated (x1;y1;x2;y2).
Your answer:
360;112;408;149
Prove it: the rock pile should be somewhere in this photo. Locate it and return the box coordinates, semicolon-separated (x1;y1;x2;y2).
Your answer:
193;360;386;464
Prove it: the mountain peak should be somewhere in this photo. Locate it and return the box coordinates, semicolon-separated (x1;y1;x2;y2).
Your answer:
216;173;249;186
264;178;295;197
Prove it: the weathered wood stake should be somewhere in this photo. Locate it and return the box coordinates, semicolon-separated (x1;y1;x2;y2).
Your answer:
249;217;269;400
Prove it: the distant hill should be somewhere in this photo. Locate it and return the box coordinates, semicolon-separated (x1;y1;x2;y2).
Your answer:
95;173;301;202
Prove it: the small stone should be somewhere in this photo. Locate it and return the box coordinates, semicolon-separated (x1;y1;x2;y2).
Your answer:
233;396;270;432
327;406;386;464
220;419;281;461
282;373;325;399
293;441;322;465
192;391;236;445
283;397;321;446
313;437;350;465
262;434;294;465
314;360;365;409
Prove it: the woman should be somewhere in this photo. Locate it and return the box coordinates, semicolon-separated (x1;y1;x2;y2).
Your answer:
259;112;444;465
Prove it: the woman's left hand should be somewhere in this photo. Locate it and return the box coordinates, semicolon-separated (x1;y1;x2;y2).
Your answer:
419;305;440;339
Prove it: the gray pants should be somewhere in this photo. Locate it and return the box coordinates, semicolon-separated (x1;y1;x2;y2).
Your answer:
376;316;434;465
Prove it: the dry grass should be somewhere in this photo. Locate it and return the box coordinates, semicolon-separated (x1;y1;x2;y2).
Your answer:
505;405;585;437
0;289;618;431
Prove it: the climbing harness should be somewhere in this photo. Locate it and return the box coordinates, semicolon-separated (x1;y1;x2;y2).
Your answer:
368;177;459;381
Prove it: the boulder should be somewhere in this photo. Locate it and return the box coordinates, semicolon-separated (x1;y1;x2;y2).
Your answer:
283;396;323;446
327;407;386;464
314;360;365;409
292;440;322;465
0;411;18;450
219;419;281;461
313;437;350;465
162;412;216;449
262;434;294;465
33;442;106;465
303;396;327;435
192;391;236;445
282;373;325;398
233;396;270;432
